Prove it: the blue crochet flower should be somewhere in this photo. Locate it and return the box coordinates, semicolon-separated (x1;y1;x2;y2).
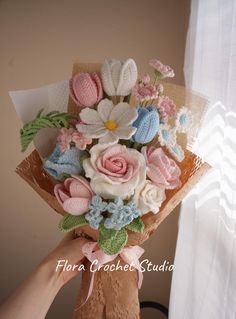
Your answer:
175;106;192;133
43;144;84;180
104;197;141;231
167;143;185;162
85;195;108;230
132;106;159;144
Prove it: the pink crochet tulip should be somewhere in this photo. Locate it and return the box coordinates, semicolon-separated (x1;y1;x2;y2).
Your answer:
54;176;94;215
142;146;181;189
69;72;103;107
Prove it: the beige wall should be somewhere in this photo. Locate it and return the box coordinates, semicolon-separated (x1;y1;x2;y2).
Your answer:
0;0;190;318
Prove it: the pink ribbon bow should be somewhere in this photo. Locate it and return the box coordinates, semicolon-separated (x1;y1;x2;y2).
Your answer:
81;242;145;305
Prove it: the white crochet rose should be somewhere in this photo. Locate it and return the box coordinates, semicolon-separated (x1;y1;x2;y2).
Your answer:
83;143;146;200
101;59;138;96
133;180;166;215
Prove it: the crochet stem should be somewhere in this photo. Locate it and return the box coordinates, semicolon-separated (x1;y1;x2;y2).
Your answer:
123;94;131;104
115;96;120;104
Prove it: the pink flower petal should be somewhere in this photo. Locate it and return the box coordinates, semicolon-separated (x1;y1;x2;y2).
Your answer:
90;72;103;103
54;184;70;206
95;144;138;182
69;180;92;198
64;178;75;191
63;198;90;215
142;146;181;190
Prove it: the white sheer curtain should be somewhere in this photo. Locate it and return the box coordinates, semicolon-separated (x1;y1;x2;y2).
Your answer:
169;1;236;318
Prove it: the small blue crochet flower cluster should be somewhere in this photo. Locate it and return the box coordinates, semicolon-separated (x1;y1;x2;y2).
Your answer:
132;106;159;144
43;144;84;180
105;197;141;230
85;196;141;230
85;196;107;229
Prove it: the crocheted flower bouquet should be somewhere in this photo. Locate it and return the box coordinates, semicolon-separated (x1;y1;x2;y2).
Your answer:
13;58;210;319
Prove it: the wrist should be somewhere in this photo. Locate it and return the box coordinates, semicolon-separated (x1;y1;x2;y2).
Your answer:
38;256;64;292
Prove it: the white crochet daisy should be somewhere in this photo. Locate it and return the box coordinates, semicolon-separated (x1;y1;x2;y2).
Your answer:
166;143;185;162
158;123;176;147
175;106;192;133
77;99;138;144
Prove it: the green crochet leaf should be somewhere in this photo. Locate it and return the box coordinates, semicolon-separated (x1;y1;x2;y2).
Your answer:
98;224;128;255
57;173;71;181
125;217;144;233
20;110;76;152
58;213;88;232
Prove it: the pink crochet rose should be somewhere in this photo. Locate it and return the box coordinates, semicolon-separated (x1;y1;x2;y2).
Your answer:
157;95;176;120
149;59;175;78
142;146;181;189
57;128;92;152
69;72;103;107
83;144;146;199
54;176;94;215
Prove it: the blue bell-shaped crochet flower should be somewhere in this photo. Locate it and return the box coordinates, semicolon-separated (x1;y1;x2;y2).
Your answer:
43;144;84;180
132;106;159;144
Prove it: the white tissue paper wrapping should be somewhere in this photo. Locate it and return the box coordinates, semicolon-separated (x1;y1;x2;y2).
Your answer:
9;80;70;158
10;80;208;161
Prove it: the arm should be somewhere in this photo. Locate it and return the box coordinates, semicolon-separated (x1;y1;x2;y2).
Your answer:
0;233;88;319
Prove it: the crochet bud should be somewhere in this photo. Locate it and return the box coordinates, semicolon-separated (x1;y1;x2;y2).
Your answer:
69;72;103;107
132;106;159;144
101;59;138;96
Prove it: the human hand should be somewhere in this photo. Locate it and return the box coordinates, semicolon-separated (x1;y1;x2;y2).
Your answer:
0;232;89;319
41;232;89;289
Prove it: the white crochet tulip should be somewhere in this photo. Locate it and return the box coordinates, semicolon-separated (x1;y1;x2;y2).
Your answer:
101;59;138;96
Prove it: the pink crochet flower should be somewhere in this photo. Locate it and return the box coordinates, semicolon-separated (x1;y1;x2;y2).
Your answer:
157;96;176;120
157;83;164;94
57;128;75;152
142;146;181;189
149;59;175;78
140;74;151;85
132;83;159;102
54;176;94;215
69;72;103;107
72;130;92;150
57;128;92;152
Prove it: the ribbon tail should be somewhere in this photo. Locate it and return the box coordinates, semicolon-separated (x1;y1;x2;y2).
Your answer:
78;271;95;308
137;269;143;289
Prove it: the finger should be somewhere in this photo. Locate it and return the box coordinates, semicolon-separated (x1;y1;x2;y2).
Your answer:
68;237;91;262
58;231;76;247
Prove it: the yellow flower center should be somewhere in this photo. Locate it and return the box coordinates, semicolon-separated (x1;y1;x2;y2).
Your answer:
104;120;118;131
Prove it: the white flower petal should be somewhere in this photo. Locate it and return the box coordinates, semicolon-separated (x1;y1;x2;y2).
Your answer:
77;124;106;138
98;131;118;144
80;108;103;125
110;60;122;89
101;60;117;96
110;102;138;125
114;127;136;139
97;99;114;122
117;59;138;96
